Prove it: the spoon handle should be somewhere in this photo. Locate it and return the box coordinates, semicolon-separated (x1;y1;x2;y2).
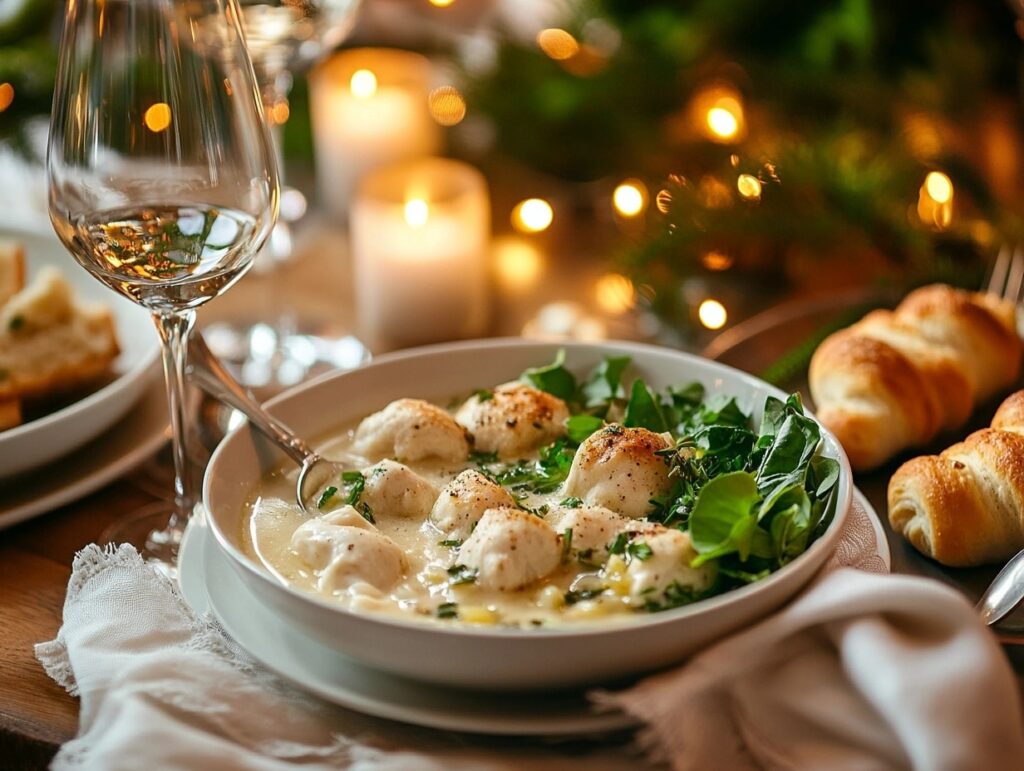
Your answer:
977;547;1024;626
187;331;315;467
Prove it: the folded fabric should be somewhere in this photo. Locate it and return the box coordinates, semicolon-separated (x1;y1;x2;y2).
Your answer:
598;568;1024;771
35;543;644;771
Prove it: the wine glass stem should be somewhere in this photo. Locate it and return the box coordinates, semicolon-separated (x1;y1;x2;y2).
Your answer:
152;308;198;543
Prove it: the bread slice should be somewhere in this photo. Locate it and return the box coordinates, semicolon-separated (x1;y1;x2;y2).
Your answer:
0;240;26;307
0;267;120;401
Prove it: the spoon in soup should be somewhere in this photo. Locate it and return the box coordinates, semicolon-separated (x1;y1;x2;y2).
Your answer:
187;332;345;514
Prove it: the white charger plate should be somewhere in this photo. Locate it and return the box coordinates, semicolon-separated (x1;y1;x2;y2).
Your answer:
178;490;889;736
0;227;160;478
0;372;167;529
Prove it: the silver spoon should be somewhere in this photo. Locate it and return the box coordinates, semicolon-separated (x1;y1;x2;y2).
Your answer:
976;547;1024;626
188;332;345;514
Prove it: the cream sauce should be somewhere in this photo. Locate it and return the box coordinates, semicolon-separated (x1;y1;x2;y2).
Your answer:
242;414;699;629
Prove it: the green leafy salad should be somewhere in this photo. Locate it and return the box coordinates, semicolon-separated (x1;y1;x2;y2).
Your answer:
475;351;841;607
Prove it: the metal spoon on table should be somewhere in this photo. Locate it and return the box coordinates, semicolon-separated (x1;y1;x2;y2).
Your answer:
187;331;344;514
976;548;1024;626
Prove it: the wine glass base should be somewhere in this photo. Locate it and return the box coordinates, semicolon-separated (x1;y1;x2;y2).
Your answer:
99;501;184;577
203;320;371;396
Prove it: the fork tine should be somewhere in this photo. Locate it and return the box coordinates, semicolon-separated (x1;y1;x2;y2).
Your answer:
1006;245;1024;305
988;242;1012;296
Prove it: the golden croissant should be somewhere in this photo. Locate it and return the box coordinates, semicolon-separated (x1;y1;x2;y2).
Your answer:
809;284;1021;471
888;390;1024;566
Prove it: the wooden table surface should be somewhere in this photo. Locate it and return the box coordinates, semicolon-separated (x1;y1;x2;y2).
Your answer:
4;228;1024;767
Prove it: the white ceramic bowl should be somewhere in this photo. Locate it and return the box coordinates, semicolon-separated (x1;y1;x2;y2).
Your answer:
0;228;160;479
204;339;852;690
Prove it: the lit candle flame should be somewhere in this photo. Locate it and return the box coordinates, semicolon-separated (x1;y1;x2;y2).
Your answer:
404;198;429;228
350;69;377;99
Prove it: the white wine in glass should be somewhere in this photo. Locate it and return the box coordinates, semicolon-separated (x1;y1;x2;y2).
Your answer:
48;0;279;566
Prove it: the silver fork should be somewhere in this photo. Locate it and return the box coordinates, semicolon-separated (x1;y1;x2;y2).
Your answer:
976;244;1024;626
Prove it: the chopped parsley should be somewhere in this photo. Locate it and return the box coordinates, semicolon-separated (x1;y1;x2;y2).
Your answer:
564;588;603;605
358;501;375;524
341;470;365;506
316;486;338;510
439;538;463;548
607;532;629;555
560;528;573;562
447;564;478;585
436;602;459;619
474;388;494;402
559;496;583;508
627;540;654;561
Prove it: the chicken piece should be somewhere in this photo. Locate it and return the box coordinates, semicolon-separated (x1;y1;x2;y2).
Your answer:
455;382;569;459
290;517;406;594
429;469;516;539
612;525;716;602
562;425;672;518
457;507;561;591
353;398;469;463
360;459;438;520
547;504;629;564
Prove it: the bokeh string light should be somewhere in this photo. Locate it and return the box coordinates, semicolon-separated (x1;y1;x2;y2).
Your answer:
512;198;554;233
698;298;728;329
613;180;648;217
143;102;172;133
428;86;467;126
0;83;14;113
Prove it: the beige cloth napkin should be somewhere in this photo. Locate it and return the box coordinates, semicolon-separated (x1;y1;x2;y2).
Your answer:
599;568;1024;770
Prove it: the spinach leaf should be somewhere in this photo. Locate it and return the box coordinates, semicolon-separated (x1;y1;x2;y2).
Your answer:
566;414;604;444
623;379;669;432
520;349;577;402
581;355;631;408
689;471;762;566
755;412;820;496
764;485;813;563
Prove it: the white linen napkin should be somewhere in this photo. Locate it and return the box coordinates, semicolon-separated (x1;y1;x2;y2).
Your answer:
35;543;645;771
598;568;1024;770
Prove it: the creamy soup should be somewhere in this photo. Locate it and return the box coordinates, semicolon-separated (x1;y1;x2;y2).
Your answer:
241;362;838;629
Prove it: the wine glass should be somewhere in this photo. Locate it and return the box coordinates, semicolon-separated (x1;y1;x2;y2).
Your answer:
47;0;279;565
204;0;365;391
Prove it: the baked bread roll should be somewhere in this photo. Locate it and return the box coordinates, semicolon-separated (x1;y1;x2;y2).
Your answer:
888;390;1024;566
809;284;1021;470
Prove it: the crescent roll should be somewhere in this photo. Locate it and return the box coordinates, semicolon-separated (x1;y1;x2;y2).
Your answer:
809;284;1021;470
888;390;1024;566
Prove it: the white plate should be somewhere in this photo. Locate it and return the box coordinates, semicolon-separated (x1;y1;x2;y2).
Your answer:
0;373;167;529
178;489;888;736
0;227;161;478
